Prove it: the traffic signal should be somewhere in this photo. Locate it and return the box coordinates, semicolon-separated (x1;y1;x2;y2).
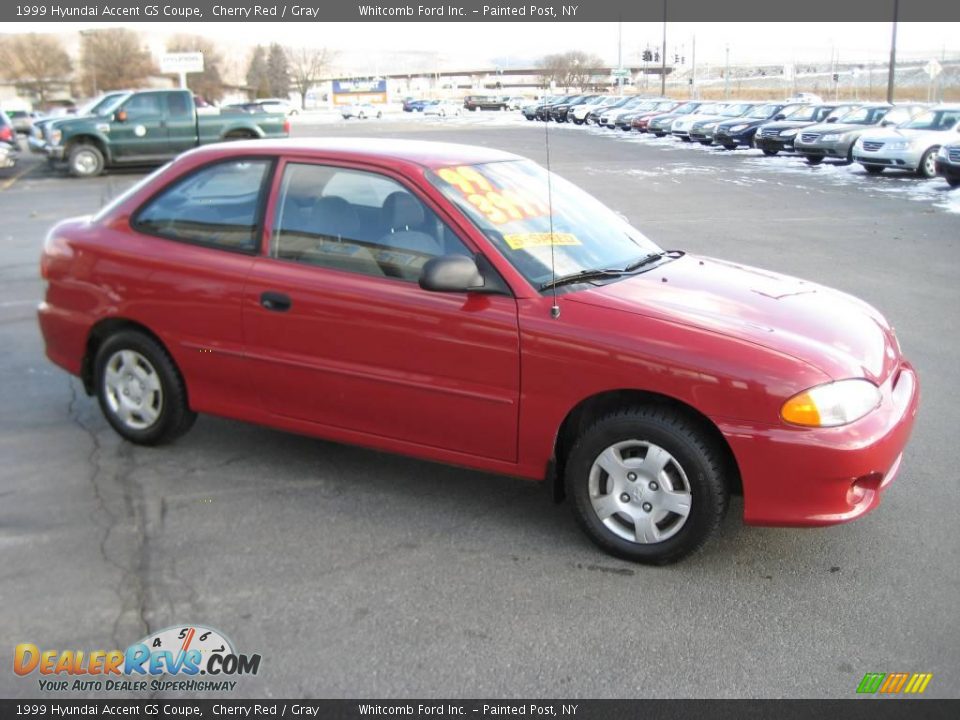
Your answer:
833;73;839;82
642;50;653;62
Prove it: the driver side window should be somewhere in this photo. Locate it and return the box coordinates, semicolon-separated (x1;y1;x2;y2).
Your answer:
121;93;164;119
271;163;471;282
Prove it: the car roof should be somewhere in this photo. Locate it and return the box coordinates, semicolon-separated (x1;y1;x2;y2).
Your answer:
192;138;523;169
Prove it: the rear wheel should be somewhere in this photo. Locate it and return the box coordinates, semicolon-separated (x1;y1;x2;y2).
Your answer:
918;148;938;178
699;140;713;146
94;330;196;445
68;144;104;178
565;406;729;565
722;143;737;150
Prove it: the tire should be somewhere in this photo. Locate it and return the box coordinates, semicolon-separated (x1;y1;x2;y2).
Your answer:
699;140;713;146
376;111;382;119
805;155;824;166
94;330;196;446
722;143;737;151
948;177;960;188
565;406;729;565
68;143;104;178
762;149;778;156
358;112;365;119
573;118;583;125
864;165;885;175
918;148;938;179
681;136;692;143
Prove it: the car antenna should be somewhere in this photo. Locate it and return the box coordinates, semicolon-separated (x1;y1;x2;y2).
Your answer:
545;105;560;320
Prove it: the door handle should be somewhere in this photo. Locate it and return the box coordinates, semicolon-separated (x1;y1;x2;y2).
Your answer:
260;291;292;312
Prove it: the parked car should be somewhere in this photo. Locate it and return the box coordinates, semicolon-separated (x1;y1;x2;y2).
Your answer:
570;96;616;125
670;103;728;140
614;99;670;131
6;109;39;134
0;111;19;168
402;98;429;112
647;102;709;136
254;98;300;116
506;96;527;110
853;105;960;178
341;103;383;119
37;138;920;564
629;101;682;132
935;142;960;187
47;89;290;177
549;95;599;123
423;100;462;117
688;102;760;145
713;102;805;150
794;103;923;165
600;97;662;129
463;95;507;111
754;103;859;155
585;96;637;126
534;95;574;121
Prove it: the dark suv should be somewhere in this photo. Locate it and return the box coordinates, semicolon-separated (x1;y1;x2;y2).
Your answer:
463;96;508;111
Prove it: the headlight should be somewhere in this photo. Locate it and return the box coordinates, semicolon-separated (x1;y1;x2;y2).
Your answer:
939;145;950;158
780;128;799;137
729;124;749;132
781;379;881;427
703;122;717;130
50;130;62;145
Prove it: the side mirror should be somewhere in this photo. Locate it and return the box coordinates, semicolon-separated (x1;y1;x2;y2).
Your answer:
825;116;838;123
114;110;128;122
419;255;485;293
774;113;786;120
880;120;893;127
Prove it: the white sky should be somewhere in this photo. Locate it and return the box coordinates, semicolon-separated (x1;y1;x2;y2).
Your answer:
10;21;960;69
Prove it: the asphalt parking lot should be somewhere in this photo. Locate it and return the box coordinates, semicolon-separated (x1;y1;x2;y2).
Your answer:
1;114;958;699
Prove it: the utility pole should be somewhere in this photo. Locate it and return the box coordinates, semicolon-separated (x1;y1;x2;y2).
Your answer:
886;0;899;103
724;44;730;99
617;20;623;95
660;0;667;96
690;35;696;99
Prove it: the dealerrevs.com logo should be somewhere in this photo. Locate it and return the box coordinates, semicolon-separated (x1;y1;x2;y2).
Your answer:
856;672;933;696
14;624;261;693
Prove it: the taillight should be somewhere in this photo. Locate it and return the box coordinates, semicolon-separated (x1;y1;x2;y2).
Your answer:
0;126;12;142
282;118;291;135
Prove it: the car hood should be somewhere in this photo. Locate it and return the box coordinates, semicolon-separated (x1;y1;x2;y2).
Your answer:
802;122;877;135
761;119;817;131
566;254;900;383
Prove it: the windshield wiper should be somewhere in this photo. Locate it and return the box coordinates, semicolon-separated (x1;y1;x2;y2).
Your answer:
621;252;665;272
539;268;626;291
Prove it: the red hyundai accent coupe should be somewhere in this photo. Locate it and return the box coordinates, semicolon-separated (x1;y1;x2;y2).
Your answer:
38;139;919;564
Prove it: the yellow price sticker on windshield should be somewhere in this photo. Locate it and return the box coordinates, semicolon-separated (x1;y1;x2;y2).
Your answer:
504;232;581;250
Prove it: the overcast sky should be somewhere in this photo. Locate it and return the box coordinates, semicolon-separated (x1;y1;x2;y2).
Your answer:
11;21;960;68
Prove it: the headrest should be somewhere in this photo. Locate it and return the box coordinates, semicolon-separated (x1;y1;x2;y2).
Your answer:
383;191;425;230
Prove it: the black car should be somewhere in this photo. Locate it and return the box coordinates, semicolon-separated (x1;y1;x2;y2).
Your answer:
463;95;507;111
713;102;805;149
548;95;598;123
754;103;859;155
531;96;572;121
935;142;960;187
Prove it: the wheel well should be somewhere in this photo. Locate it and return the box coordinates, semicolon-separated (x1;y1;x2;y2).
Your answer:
81;319;175;396
550;389;743;503
65;135;108;161
223;128;259;140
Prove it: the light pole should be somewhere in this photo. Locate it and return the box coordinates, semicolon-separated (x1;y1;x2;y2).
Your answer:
886;0;899;103
724;44;730;99
660;0;667;96
79;29;97;96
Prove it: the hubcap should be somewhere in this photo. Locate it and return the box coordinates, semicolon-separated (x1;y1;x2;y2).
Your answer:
924;153;936;177
103;350;163;430
588;440;692;544
74;150;97;175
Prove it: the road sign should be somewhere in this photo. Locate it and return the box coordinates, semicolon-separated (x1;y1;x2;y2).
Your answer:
160;52;204;75
612;68;630;78
924;59;942;79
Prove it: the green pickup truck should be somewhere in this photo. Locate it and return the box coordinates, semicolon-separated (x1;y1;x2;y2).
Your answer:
47;89;290;177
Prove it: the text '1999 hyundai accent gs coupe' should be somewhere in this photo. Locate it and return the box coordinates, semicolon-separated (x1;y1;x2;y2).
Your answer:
38;139;920;564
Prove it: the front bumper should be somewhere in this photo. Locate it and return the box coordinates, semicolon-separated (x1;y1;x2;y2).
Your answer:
720;364;919;526
714;128;755;147
755;135;795;153
935;157;960;181
795;137;855;160
853;145;923;171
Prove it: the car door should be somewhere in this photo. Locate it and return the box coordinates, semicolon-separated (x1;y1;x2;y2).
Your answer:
161;91;198;156
111;92;168;160
243;158;521;461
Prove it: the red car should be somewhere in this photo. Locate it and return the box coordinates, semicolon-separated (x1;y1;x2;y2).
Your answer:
38;139;919;564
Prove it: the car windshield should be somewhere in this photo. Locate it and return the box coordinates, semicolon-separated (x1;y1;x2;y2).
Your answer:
427;159;661;289
747;104;780;119
720;103;753;117
673;103;701;115
785;105;820;121
838;106;888;125
900;109;960;131
657;101;678;110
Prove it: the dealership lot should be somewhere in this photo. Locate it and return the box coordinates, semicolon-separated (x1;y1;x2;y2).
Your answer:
1;116;958;698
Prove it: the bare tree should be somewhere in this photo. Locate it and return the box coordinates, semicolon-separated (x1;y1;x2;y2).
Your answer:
80;29;156;95
167;34;226;101
287;46;335;109
537;50;604;92
0;33;72;106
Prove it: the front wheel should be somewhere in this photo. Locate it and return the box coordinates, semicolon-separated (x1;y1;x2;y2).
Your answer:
762;148;778;156
864;164;885;175
565;406;729;565
805;155;824;166
68;144;105;178
918;148;938;178
722;143;737;150
95;330;196;446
